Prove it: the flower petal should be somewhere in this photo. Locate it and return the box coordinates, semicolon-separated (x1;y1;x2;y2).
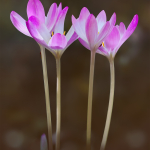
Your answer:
46;3;57;32
72;15;88;43
97;46;109;56
10;11;31;37
57;3;62;16
114;15;138;55
54;7;68;34
49;33;67;49
65;26;78;47
85;14;98;50
27;0;45;23
26;17;49;49
104;26;120;51
40;134;48;150
118;22;126;37
28;16;51;44
96;10;106;32
79;7;90;21
78;37;90;50
109;12;116;26
96;21;111;46
121;14;138;44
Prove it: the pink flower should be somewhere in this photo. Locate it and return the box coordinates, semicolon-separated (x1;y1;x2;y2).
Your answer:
26;7;78;56
10;0;62;37
10;0;78;56
72;7;116;51
97;15;139;59
40;134;48;150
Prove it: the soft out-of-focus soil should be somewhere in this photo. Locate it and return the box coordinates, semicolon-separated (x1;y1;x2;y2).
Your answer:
0;0;150;150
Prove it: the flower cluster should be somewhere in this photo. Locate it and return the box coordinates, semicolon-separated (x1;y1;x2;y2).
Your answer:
10;0;139;150
10;0;138;59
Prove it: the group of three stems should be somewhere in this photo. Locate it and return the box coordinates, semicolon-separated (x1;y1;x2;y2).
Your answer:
40;45;114;150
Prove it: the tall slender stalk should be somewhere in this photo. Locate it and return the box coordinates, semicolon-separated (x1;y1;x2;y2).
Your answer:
100;59;115;150
55;53;61;150
87;50;96;150
40;45;53;150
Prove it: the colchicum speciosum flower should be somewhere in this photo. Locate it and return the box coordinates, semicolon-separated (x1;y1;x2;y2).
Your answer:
26;6;78;56
97;15;139;60
10;0;62;38
40;134;48;150
10;1;66;150
26;3;78;150
72;7;116;52
71;7;116;150
97;14;139;150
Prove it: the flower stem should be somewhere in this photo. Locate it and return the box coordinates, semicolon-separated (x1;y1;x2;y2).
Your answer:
100;59;115;150
55;54;61;150
40;45;53;150
87;50;96;150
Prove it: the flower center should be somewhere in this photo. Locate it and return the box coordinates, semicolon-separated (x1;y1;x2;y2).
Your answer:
51;31;54;37
102;42;105;47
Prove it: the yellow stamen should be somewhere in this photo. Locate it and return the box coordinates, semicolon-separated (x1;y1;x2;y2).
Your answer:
52;31;54;36
102;42;105;47
98;32;99;34
63;31;66;35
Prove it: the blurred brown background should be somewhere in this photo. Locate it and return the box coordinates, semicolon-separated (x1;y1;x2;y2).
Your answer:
0;0;150;150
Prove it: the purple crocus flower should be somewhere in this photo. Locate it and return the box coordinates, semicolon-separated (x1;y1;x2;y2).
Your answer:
26;6;78;56
97;14;139;59
40;134;48;150
72;7;116;52
10;0;62;38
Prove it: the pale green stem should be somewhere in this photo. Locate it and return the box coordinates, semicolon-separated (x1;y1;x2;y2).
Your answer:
55;54;61;150
40;45;53;150
100;59;115;150
87;50;96;150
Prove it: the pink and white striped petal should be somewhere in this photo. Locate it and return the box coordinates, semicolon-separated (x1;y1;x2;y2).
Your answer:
46;3;57;32
27;0;45;23
109;13;116;26
26;18;49;49
97;46;109;56
10;11;31;37
120;14;138;44
48;33;67;50
65;26;78;49
96;21;111;46
28;16;51;44
96;10;106;32
104;27;120;51
118;22;126;37
85;14;98;50
78;38;90;50
54;7;68;34
72;15;88;42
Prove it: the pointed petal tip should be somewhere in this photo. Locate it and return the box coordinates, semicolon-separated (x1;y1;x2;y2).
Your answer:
81;7;89;12
10;11;15;16
110;12;116;26
58;2;62;7
127;14;139;31
27;0;45;23
41;134;46;138
134;14;139;23
71;15;76;23
63;6;69;11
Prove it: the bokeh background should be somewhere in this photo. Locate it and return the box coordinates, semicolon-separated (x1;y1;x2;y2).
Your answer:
0;0;150;150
